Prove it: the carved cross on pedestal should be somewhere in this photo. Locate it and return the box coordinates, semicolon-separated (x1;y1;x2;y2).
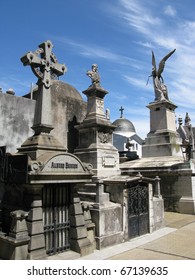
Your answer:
119;106;124;118
21;40;67;134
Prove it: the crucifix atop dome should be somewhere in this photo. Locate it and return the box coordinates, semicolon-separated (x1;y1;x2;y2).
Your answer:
119;106;124;118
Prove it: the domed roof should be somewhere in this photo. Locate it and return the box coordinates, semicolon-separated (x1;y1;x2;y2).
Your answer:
51;80;83;101
24;80;83;101
113;117;136;134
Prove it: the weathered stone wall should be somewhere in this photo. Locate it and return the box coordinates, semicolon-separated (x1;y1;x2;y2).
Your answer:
0;93;35;153
50;82;86;153
0;81;87;154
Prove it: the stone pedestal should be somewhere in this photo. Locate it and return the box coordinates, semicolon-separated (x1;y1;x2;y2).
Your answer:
142;100;182;157
74;85;120;178
0;210;30;260
18;133;67;160
84;85;108;120
74;84;122;249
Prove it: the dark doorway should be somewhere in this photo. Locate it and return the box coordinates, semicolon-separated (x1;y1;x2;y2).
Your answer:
68;116;79;153
42;184;70;255
128;184;149;239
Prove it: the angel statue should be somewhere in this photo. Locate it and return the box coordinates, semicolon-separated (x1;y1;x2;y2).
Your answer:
147;49;176;102
86;64;100;86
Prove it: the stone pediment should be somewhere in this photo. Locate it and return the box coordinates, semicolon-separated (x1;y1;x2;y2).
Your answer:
30;152;92;174
28;152;93;184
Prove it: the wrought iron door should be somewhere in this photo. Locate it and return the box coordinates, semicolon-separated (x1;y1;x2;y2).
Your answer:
42;184;70;255
128;184;149;239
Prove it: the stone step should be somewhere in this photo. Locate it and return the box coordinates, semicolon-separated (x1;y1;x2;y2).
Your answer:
45;250;80;260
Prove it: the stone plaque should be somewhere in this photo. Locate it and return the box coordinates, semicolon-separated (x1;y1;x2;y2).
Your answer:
102;156;116;167
96;98;104;114
42;154;84;173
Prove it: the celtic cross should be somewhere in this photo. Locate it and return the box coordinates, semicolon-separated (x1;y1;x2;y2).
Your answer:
21;40;67;134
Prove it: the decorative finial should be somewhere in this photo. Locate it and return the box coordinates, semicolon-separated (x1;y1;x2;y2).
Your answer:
6;88;15;95
105;108;110;120
185;112;191;126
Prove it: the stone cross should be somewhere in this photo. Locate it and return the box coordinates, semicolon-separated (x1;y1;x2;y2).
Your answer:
119;106;124;118
21;40;67;134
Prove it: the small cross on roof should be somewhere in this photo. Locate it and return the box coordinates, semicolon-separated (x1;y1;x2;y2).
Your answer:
119;106;124;118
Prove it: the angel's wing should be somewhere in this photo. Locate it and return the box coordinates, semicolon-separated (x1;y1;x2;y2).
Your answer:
152;51;157;74
157;49;176;77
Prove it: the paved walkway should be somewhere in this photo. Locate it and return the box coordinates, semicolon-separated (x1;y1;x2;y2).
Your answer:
48;212;195;260
107;212;195;260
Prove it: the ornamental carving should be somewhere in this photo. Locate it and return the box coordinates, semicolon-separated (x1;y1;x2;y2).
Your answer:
98;131;111;143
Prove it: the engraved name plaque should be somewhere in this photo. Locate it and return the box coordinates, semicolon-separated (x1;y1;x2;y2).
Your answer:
42;154;84;173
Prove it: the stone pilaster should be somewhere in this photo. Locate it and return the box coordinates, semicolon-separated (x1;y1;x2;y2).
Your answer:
69;190;94;256
82;202;96;250
24;185;46;260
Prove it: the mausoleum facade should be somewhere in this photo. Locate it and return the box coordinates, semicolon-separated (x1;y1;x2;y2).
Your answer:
0;40;164;259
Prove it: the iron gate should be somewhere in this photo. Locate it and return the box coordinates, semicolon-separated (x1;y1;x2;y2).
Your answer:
42;184;70;255
128;184;149;239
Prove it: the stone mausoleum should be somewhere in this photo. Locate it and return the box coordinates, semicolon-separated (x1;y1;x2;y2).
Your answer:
0;40;172;260
120;49;195;214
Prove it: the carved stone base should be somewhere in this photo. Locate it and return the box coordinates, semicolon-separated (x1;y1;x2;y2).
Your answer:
143;100;182;158
69;191;94;256
90;202;123;250
18;133;67;159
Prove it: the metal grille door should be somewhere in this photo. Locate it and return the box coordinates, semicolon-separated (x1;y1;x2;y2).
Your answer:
42;184;70;255
128;184;149;239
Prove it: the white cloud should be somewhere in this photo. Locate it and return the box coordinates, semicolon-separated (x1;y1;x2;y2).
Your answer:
135;41;153;49
122;75;153;92
52;35;140;68
164;5;177;17
113;0;195;123
117;0;162;36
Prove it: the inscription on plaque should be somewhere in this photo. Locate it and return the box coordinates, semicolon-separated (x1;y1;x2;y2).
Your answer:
102;156;116;167
42;154;83;173
51;162;78;169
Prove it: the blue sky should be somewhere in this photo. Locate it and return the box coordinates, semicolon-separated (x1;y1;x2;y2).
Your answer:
1;0;195;138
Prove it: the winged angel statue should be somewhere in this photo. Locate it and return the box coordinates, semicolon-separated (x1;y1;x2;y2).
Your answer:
149;49;176;102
